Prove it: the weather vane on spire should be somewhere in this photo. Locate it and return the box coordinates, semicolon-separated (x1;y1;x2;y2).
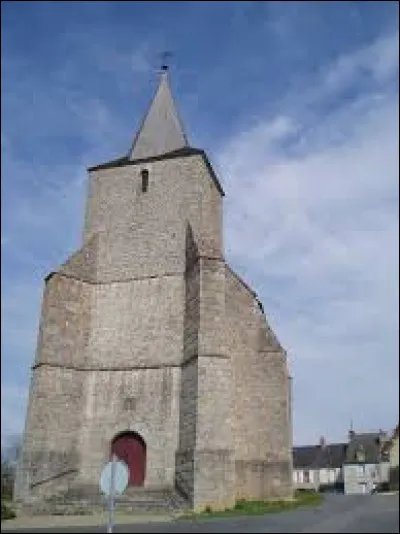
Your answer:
160;51;173;72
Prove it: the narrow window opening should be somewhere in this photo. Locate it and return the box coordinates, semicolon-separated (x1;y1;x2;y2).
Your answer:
141;169;149;193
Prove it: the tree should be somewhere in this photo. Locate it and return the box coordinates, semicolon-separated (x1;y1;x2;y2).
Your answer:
1;435;21;500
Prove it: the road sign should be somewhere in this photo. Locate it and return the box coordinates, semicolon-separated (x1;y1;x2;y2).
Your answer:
100;458;129;496
100;456;129;533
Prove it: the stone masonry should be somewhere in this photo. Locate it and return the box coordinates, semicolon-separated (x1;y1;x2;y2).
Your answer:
14;69;293;512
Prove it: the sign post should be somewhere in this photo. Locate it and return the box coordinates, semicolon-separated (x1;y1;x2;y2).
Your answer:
100;457;129;534
107;455;116;534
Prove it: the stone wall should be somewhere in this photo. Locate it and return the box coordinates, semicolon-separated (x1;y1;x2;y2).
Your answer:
176;359;198;503
175;229;200;503
225;266;293;500
15;273;91;502
34;274;91;368
16;147;293;509
76;366;181;490
58;234;99;283
87;276;185;369
192;257;235;511
82;154;223;283
177;227;236;511
15;366;83;501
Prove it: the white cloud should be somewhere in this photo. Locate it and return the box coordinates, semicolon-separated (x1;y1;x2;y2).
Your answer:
219;30;399;444
321;32;399;92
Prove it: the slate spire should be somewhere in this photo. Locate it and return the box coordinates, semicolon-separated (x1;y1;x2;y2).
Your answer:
129;66;189;160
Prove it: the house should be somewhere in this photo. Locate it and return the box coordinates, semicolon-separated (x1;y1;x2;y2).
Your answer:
382;424;399;490
293;437;347;492
343;431;390;494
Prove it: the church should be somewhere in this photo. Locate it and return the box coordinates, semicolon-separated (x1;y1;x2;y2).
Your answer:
15;66;293;512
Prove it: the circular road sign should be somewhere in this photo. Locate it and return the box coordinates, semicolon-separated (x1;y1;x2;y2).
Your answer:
100;460;129;496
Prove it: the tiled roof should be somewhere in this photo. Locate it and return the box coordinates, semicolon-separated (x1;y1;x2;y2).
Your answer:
87;69;226;197
129;69;188;160
344;432;388;464
293;443;347;469
293;446;317;469
381;425;398;455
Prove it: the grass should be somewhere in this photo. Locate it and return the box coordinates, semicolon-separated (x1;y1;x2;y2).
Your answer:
1;500;16;521
178;490;323;519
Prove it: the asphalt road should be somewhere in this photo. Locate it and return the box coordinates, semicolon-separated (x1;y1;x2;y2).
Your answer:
3;494;399;533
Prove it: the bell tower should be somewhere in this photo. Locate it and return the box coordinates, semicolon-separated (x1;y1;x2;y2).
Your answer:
15;66;292;512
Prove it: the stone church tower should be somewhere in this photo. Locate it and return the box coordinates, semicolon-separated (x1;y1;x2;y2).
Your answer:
15;68;293;511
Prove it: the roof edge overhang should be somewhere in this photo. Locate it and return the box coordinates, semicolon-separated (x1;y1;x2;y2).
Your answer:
87;147;225;197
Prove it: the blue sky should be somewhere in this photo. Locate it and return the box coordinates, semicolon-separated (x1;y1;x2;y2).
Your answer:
1;1;399;448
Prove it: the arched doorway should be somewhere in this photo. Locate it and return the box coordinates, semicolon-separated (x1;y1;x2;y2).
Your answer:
110;431;146;486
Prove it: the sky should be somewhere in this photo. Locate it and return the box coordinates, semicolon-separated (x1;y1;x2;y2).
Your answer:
1;1;399;449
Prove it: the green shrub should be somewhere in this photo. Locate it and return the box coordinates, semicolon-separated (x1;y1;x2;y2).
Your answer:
1;501;16;521
234;499;247;510
1;462;14;501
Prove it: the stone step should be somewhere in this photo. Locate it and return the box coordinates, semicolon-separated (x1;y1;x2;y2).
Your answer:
21;486;190;516
114;487;190;512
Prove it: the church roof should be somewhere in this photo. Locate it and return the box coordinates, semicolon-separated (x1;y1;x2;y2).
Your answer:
128;67;189;160
87;68;225;196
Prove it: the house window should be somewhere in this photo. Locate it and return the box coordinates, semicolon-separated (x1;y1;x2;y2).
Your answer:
141;169;149;193
304;470;310;483
356;465;365;476
355;444;365;463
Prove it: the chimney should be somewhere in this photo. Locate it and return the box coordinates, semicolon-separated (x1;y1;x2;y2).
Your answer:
319;436;326;448
348;418;355;441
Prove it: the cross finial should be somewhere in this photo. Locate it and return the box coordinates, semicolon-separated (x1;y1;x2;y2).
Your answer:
160;51;172;72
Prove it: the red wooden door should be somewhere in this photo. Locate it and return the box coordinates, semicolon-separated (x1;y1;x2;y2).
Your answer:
111;433;146;486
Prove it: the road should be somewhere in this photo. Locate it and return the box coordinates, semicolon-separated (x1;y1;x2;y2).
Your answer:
2;494;399;533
